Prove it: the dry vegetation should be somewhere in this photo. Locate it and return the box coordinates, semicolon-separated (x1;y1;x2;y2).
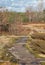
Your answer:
27;32;45;58
0;62;18;65
0;10;45;36
0;8;45;65
0;35;19;59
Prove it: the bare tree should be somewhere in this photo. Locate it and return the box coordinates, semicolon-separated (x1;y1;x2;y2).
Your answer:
38;0;44;22
26;6;34;22
38;0;43;12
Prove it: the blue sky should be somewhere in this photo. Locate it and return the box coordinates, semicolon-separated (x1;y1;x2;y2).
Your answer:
0;0;45;12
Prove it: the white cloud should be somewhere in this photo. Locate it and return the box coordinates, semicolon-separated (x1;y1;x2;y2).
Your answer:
11;0;14;2
0;0;45;12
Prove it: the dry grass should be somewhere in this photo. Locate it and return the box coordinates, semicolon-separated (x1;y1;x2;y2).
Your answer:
0;35;19;58
0;62;18;65
27;32;45;58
